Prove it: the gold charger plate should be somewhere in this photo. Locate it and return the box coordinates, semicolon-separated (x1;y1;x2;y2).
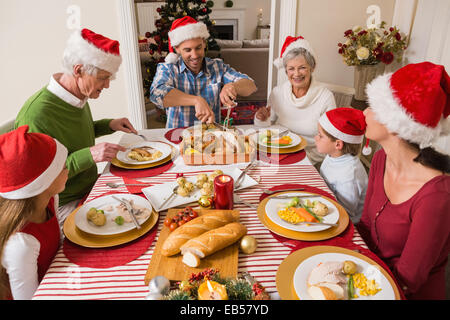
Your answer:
276;245;401;300
256;191;349;241
255;134;308;154
63;206;159;248
110;142;176;170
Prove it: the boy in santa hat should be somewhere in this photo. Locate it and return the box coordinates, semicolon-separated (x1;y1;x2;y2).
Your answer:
15;28;138;226
150;16;257;128
315;107;368;223
0;126;68;300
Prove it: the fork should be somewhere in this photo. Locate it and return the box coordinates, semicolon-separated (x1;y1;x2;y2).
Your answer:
234;160;257;189
106;182;152;188
111;196;141;229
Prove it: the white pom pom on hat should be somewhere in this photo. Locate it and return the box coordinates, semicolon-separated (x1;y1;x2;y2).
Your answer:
273;35;316;69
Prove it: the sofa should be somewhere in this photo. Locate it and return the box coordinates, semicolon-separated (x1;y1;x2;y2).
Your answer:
139;38;269;102
206;39;269;101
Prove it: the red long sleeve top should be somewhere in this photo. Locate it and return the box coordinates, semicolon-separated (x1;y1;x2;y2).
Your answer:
357;149;450;299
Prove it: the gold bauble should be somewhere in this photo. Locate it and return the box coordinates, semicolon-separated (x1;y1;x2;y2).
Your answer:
239;235;257;254
198;195;213;209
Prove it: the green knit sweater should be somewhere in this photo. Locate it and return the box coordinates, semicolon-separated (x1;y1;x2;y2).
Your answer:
15;87;114;206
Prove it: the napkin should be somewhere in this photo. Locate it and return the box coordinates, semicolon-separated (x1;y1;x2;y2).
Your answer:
164;127;186;144
110;160;173;179
122;177;153;194
63;192;158;269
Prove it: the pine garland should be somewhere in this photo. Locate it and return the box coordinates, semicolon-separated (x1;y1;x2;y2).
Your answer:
161;268;270;300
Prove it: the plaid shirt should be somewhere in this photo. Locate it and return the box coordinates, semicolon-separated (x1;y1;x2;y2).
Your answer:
150;57;251;128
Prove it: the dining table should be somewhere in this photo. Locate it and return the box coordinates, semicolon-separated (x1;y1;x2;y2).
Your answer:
31;125;389;300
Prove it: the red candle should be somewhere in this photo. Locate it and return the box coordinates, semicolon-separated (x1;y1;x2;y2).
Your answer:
213;175;234;210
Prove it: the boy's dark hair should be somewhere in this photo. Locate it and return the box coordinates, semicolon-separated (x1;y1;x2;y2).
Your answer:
321;127;362;156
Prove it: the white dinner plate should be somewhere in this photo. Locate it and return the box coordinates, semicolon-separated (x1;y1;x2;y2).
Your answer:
293;252;396;300
255;130;302;149
264;192;339;232
142;167;258;211
74;194;153;236
116;141;172;165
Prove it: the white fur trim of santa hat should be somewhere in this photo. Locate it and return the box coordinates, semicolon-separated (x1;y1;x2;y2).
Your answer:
63;29;122;75
366;72;449;150
319;112;365;144
0;139;67;200
274;36;316;69
168;21;210;48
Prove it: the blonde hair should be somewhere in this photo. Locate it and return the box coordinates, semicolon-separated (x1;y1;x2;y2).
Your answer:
0;197;37;300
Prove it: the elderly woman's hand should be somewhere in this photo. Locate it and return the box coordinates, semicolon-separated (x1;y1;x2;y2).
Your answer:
255;106;271;122
109;118;137;134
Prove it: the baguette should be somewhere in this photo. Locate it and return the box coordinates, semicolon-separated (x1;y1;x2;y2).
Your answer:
180;222;247;259
161;211;238;256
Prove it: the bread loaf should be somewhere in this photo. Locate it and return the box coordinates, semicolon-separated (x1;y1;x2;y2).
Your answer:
180;222;247;258
161;211;238;256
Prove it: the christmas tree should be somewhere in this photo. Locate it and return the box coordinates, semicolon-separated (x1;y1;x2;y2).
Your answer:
142;0;219;99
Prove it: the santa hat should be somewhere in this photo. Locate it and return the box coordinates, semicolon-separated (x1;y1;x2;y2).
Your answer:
319;106;369;146
273;35;316;69
63;28;122;75
0;126;68;200
366;61;450;151
165;16;210;64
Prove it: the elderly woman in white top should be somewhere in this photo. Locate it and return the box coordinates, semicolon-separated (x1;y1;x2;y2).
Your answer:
254;36;336;165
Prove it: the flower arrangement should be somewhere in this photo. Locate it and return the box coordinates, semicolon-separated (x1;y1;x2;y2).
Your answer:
337;21;408;66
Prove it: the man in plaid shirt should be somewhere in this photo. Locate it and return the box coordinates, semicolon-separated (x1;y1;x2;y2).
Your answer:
150;17;256;128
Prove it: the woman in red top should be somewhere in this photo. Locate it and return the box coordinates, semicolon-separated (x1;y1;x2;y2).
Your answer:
0;126;68;300
357;62;450;299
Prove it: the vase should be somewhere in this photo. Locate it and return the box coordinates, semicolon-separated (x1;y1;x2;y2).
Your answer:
353;64;385;101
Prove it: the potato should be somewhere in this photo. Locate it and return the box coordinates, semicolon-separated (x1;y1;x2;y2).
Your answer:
86;208;107;226
312;201;329;216
342;260;357;275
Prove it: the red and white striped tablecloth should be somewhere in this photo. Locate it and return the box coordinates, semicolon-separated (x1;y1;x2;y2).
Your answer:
33;164;367;300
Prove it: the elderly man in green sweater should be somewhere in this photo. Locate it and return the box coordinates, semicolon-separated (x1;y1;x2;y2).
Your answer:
15;28;137;225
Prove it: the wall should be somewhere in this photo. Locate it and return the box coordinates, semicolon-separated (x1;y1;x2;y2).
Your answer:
296;0;395;88
213;0;271;39
0;0;129;127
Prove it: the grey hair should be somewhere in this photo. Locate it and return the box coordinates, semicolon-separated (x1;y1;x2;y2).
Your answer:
62;57;99;77
283;48;316;70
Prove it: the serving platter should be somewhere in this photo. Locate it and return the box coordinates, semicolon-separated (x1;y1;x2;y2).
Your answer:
144;208;240;284
142;167;258;212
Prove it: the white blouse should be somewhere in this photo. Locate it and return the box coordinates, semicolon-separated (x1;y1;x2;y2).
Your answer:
254;79;336;164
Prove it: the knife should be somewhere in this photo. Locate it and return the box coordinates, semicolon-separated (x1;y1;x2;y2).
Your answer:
269;195;322;199
234;160;257;189
262;187;305;195
112;196;141;229
295;221;338;227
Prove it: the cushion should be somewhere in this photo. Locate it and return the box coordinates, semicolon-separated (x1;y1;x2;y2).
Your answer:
242;39;270;48
215;39;243;48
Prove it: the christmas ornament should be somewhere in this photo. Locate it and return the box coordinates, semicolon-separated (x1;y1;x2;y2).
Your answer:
145;292;163;300
239;235;257;254
148;275;170;295
198;280;228;300
198;195;213;208
159;269;270;300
